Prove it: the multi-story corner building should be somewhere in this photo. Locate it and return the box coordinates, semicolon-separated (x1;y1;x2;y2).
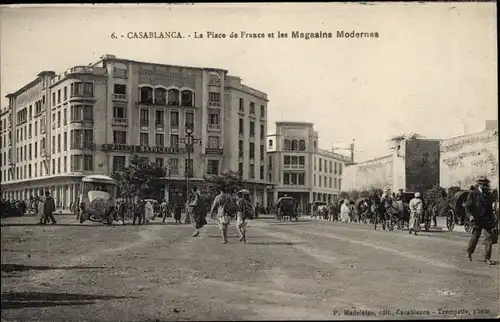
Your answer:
266;121;352;210
0;54;269;207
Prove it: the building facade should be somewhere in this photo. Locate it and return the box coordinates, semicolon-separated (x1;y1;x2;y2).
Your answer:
0;54;269;207
267;122;351;210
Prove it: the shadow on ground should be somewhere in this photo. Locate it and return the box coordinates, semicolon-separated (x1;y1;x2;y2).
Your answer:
1;263;108;273
0;292;135;310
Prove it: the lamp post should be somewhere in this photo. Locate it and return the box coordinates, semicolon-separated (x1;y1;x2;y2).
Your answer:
179;123;202;221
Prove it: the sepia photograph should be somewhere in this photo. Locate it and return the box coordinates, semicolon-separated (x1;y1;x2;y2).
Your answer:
0;2;498;321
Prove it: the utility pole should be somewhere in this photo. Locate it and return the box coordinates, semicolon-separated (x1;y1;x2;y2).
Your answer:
179;123;201;224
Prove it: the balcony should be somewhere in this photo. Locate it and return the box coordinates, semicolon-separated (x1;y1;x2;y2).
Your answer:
71;143;95;150
208;101;220;107
284;164;306;170
68;66;107;76
112;117;128;126
40;126;46;134
207;124;220;132
112;93;127;101
155;123;164;132
205;148;223;156
70;91;94;100
238;151;244;158
136;99;154;107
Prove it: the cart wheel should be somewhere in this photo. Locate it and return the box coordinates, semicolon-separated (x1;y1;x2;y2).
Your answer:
464;222;472;233
446;209;455;231
424;213;431;231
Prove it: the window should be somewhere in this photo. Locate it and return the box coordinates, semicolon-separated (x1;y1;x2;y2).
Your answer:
140;133;149;146
338;178;342;190
170;111;179;127
154;88;166;105
329;177;332;188
114;84;127;95
208;136;219;149
319;175;322;187
113;131;126;144
181;90;193;107
41;138;45;151
260;105;265;117
260;124;265;139
249;164;255;179
249;102;255;114
184;159;193;177
58;157;61;173
52;159;55;174
319;158;322;171
168;89;180;106
268;139;273;148
64;86;67;100
52;135;55;153
249;121;255;137
207;160;219;175
324;176;327;187
155;133;164;146
208;110;219;128
52;92;56;106
63;156;67;172
238;140;244;157
208;92;220;105
57;89;61;103
170;134;179;147
185;111;194;128
260;145;264;160
291;139;298;151
71;82;93;97
28;124;32;138
239;118;244;134
239;98;244;112
57;111;61;128
29;105;32;119
34;122;38;135
339;164;343;175
169;158;178;174
298;173;305;185
238;162;243;176
299;140;306;151
112;156;126;172
140;109;149;126
268;156;272;169
155;110;165;126
111;105;125;119
155;157;164;168
34;141;38;158
334;178;337;189
28;144;32;160
70;105;93;122
70;129;93;149
334;162;338;175
63;132;67;151
139;87;153;104
57;134;61;152
284;139;290;151
249;142;255;159
63;108;67;125
260;165;264;180
314;158;316;171
283;172;290;185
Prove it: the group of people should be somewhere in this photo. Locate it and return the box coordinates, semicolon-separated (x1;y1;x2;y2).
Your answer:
1;191;58;225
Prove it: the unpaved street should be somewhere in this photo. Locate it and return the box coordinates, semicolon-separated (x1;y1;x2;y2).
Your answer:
1;215;499;321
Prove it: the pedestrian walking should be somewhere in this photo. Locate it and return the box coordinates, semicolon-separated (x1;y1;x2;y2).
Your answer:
161;200;169;223
466;177;496;265
42;191;57;225
340;199;351;223
188;186;207;237
211;185;236;244
408;192;423;235
173;203;182;223
132;200;144;225
236;189;254;243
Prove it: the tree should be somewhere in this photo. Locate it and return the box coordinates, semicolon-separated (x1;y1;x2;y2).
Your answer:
111;154;167;200
348;189;361;201
199;171;246;205
339;191;350;200
423;185;448;215
387;133;425;150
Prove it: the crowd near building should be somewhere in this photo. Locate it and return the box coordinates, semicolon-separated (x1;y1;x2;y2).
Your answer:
266;122;352;211
0;54;270;207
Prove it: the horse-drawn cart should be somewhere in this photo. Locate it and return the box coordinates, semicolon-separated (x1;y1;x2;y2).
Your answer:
276;196;298;222
445;190;472;233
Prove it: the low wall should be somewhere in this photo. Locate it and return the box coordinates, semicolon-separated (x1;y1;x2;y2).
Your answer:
342;155;393;191
440;129;498;189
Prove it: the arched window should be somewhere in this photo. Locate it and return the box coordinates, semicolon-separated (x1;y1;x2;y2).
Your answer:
168;89;180;106
291;139;298;151
313;141;317;149
181;90;193;107
139;87;153;104
284;139;291;151
299;139;306;151
154;88;166;105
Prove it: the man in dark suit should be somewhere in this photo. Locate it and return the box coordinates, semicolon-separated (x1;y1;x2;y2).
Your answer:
466;177;496;265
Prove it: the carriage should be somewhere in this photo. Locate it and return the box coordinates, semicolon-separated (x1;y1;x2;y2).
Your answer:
276;196;298;222
308;201;327;219
445;190;472;233
355;198;372;224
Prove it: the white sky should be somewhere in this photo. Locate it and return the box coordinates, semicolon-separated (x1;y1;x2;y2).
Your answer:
0;3;497;162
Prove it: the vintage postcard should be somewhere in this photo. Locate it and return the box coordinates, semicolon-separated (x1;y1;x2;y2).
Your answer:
0;2;498;321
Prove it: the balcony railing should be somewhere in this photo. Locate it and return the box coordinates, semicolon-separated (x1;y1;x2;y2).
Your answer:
68;66;107;76
238;151;244;158
284;164;306;170
208;101;220;107
70;91;94;98
71;143;95;150
207;124;220;131
205;148;223;155
113;93;127;101
112;117;128;126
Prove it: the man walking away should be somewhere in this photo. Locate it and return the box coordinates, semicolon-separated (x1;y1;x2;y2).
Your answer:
211;185;236;244
408;192;423;235
161;199;169;223
42;191;57;225
466;177;496;265
189;186;207;237
236;189;254;243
